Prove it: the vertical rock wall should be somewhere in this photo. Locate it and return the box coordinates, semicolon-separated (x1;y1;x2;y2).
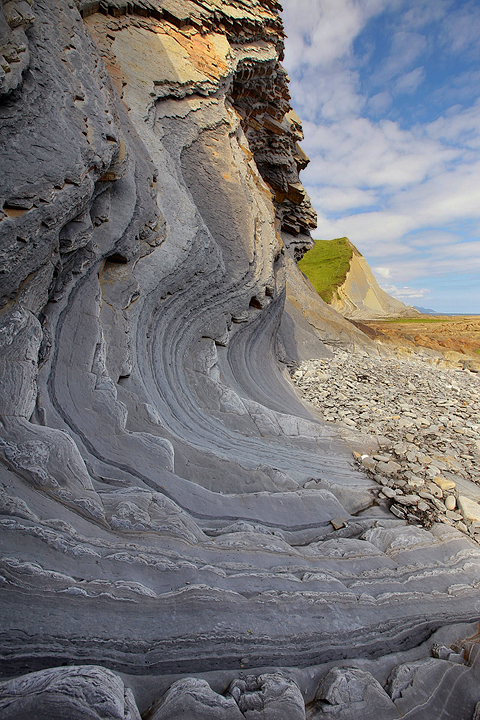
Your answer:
1;1;480;717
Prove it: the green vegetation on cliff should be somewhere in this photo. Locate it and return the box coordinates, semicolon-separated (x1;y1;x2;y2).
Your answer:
298;237;359;303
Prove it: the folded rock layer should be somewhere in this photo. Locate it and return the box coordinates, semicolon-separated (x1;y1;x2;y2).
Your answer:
1;1;480;718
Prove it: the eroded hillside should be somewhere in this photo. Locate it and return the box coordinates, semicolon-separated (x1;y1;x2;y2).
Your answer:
299;237;418;320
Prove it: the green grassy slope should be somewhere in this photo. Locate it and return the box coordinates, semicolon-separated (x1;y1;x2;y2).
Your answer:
298;237;359;303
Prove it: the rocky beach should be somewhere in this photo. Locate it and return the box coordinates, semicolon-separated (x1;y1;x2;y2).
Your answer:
292;337;480;539
2;0;480;717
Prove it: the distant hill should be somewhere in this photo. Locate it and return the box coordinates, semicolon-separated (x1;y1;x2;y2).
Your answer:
414;306;438;315
298;237;420;320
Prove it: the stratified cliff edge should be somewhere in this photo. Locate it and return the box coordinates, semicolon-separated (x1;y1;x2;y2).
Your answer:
1;2;480;719
299;237;419;321
328;241;418;320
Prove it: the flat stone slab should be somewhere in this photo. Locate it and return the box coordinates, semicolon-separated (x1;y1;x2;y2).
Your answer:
458;496;480;523
432;476;456;491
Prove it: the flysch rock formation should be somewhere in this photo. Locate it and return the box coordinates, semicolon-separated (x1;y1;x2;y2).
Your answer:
280;245;374;360
1;1;480;718
327;239;419;320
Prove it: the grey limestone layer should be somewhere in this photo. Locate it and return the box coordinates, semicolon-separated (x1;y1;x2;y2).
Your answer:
0;0;480;718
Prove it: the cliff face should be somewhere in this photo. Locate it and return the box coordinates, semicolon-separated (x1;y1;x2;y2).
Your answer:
330;249;418;320
1;2;480;718
300;237;418;320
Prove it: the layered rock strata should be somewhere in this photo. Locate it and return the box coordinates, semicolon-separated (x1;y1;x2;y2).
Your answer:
330;244;416;319
1;0;480;717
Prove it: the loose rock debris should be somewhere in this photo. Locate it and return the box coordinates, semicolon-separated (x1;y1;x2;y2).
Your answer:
291;349;480;540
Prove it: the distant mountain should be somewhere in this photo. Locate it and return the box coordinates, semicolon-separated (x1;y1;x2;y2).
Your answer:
299;237;420;320
413;306;438;315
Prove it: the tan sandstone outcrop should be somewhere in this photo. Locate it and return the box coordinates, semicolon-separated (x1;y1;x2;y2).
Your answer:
329;239;419;320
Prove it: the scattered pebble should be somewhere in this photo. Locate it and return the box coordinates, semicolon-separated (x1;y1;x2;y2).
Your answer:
330;516;347;530
291;349;480;540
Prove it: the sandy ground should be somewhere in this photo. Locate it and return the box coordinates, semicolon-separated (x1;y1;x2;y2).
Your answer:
351;316;480;370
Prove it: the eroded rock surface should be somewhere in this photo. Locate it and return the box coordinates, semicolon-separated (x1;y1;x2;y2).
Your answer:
327;239;418;320
0;665;141;719
1;0;480;718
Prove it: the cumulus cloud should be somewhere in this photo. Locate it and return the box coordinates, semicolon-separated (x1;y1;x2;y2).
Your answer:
438;2;480;57
287;68;363;122
301;115;458;194
308;186;377;213
398;0;450;31
282;0;394;121
380;283;430;299
374;266;392;279
406;230;460;247
281;0;480;311
429;73;480;112
367;91;392;115
427;97;480;148
282;0;390;70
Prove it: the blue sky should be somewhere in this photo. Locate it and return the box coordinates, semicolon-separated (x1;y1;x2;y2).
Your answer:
281;0;480;313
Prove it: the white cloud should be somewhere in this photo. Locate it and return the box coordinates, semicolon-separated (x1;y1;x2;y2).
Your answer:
288;68;364;122
282;0;391;71
394;66;425;94
313;209;414;255
367;91;392;114
374;266;392;279
380;283;430;299
399;0;450;31
406;230;459;247
368;246;480;284
372;31;427;84
392;158;480;227
298;104;480;263
439;3;480;57
301;115;458;192
282;0;394;121
427;97;480;148
307;186;377;213
281;0;480;310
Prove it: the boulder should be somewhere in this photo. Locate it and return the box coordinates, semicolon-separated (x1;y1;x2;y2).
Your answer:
150;678;243;720
0;666;141;720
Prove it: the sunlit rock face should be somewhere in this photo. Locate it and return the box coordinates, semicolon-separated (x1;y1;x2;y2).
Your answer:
1;1;480;717
327;240;418;321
